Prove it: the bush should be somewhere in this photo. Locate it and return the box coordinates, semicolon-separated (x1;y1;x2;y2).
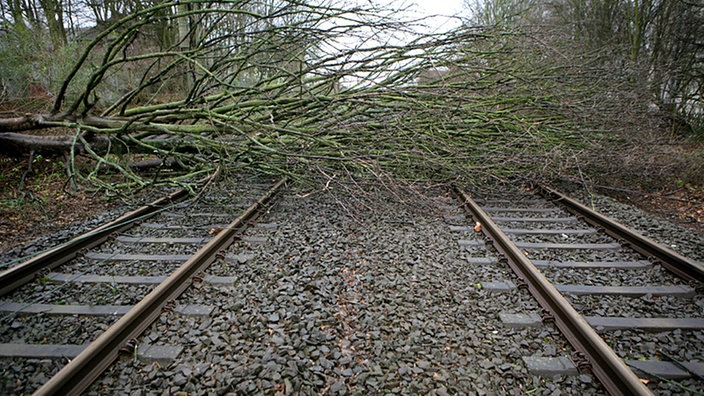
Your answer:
0;26;90;110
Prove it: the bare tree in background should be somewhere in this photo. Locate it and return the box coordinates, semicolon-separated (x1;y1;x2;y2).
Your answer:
467;0;704;132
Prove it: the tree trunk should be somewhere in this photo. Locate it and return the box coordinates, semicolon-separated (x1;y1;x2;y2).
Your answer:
38;0;67;49
0;114;71;132
0;132;110;156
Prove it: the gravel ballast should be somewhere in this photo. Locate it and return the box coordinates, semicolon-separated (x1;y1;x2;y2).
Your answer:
87;186;605;395
473;184;704;394
2;181;702;394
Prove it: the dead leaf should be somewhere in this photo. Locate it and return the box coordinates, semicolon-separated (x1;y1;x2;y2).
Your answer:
208;227;223;235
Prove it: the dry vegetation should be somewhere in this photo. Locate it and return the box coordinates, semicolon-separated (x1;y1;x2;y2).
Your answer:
0;156;118;251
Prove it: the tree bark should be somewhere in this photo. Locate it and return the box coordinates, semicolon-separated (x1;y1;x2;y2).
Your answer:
0;132;110;156
0;114;62;132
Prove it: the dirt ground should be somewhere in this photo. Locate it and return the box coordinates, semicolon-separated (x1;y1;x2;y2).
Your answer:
0;155;119;252
586;182;703;231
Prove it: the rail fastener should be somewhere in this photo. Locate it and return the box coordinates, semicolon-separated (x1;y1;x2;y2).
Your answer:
537;185;704;284
34;178;287;396
454;186;652;396
0;188;189;297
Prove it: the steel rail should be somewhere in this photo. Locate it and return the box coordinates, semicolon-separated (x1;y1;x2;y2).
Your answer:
454;187;652;396
0;188;189;296
537;185;704;283
34;178;287;396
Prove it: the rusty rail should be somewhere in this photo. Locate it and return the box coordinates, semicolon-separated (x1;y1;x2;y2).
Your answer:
0;188;189;296
454;186;652;396
537;185;704;283
34;178;287;396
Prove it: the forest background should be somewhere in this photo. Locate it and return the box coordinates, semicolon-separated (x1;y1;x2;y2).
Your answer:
0;0;702;248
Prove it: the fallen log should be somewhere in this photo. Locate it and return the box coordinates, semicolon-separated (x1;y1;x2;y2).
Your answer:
128;157;182;171
0;129;200;158
0;114;67;132
0;132;111;156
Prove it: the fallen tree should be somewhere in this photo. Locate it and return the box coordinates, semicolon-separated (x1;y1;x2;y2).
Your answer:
0;132;109;156
0;1;610;192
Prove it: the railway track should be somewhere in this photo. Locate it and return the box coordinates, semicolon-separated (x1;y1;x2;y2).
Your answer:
454;184;704;395
0;178;286;394
0;180;702;394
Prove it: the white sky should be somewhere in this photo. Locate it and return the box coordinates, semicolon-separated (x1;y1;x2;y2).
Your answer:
412;0;466;16
403;0;467;33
